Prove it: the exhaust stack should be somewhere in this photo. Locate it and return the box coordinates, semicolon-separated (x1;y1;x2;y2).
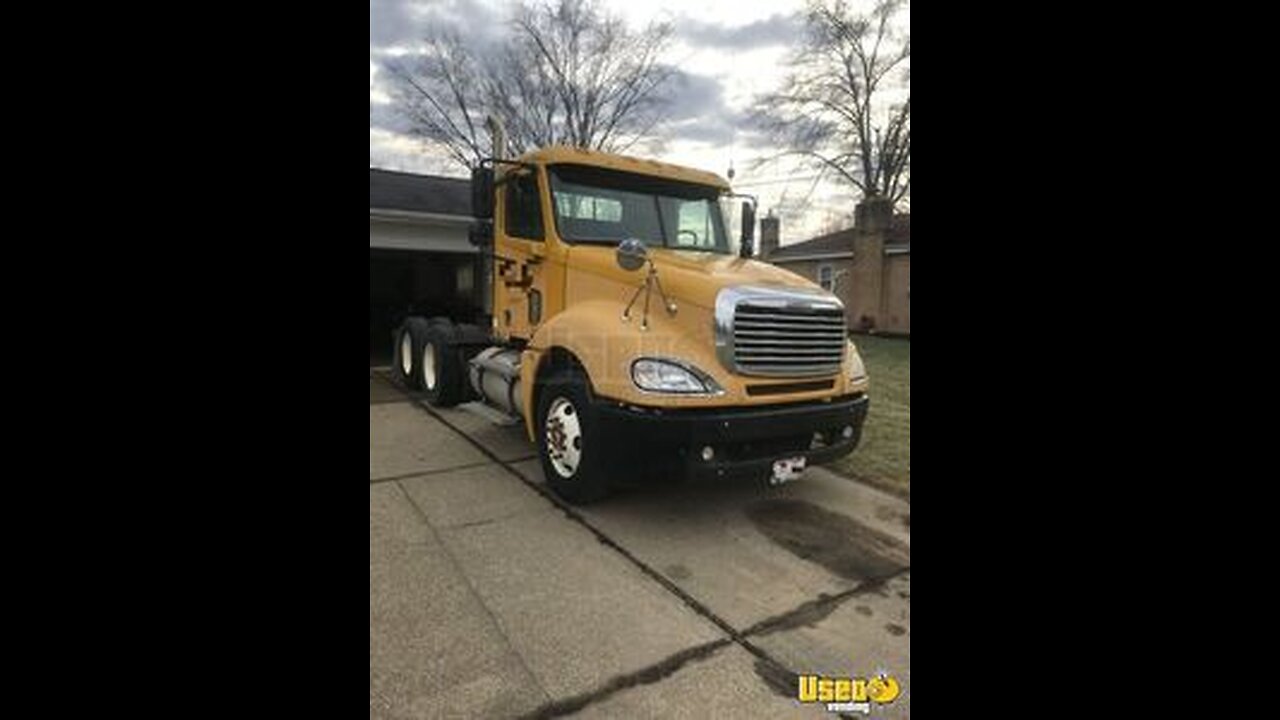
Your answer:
485;115;508;160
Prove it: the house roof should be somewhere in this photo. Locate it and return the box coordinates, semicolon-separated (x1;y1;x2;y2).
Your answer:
369;168;471;217
769;213;910;262
769;228;856;260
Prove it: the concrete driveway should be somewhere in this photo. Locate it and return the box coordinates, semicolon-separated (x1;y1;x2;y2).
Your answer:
370;370;910;719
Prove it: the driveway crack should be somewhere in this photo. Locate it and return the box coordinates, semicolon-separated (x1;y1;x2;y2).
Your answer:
516;637;733;719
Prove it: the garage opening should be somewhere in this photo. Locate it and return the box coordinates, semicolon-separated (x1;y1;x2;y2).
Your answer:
370;168;480;366
369;249;481;365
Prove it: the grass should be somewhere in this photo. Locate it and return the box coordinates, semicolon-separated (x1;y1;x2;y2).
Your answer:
827;334;910;501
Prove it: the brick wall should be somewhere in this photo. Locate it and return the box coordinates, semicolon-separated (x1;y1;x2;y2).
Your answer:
769;198;910;335
882;254;910;334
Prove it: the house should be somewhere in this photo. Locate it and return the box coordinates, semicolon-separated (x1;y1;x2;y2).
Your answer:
763;199;910;336
369;168;479;362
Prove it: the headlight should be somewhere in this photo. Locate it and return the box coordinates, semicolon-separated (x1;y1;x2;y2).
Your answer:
847;341;868;382
631;358;724;395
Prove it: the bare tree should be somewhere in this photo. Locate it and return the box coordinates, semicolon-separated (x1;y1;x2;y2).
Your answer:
758;0;910;207
384;0;674;169
385;29;491;170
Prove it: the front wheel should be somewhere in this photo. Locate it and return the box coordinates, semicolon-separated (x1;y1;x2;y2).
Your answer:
536;369;611;504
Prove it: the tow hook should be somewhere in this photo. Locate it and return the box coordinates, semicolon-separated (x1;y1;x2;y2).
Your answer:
768;456;807;486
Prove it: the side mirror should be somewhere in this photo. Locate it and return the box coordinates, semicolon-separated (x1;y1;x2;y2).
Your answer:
468;220;492;247
616;237;648;272
471;166;494;220
739;201;756;259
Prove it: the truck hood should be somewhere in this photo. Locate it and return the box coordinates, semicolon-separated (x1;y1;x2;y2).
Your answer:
567;245;823;310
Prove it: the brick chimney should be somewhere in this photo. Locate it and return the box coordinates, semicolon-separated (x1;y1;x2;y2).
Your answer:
848;197;893;331
759;212;780;259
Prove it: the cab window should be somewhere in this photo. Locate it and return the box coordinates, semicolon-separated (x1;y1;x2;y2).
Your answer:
505;172;544;240
667;198;721;250
555;192;623;222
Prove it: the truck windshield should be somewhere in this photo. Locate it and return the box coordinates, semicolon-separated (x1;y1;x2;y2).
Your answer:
548;164;729;254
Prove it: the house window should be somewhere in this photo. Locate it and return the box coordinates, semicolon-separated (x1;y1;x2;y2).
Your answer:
819;264;833;291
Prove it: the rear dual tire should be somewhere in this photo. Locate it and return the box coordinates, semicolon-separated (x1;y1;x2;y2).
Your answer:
394;318;430;390
393;318;467;407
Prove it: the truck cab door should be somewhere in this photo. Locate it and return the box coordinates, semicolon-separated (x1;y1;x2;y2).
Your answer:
493;167;553;341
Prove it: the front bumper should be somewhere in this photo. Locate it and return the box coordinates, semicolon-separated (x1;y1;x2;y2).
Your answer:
593;393;869;481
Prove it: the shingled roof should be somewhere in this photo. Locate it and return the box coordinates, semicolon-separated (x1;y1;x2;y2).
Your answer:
769;228;856;260
369;168;471;216
769;213;910;261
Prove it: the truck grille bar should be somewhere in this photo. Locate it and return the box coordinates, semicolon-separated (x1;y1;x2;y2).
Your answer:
715;287;847;378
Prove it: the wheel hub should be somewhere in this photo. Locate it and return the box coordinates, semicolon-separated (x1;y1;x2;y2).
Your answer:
400;333;412;376
544;396;582;479
421;342;437;390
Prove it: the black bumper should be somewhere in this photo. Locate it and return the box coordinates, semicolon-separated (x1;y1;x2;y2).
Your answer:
593;393;869;482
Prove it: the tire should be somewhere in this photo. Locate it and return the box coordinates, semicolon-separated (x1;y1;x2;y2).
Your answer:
420;321;467;407
453;322;493;368
394;318;430;390
536;368;611;504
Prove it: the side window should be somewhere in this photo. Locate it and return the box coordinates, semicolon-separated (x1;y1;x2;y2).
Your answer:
505;172;544;240
819;264;833;291
674;201;713;248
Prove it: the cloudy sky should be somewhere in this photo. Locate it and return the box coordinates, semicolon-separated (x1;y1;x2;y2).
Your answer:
370;0;908;245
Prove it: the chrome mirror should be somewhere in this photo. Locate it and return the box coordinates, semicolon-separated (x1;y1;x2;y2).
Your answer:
616;238;648;272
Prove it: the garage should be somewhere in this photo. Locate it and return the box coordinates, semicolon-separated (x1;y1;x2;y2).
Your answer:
369;169;480;365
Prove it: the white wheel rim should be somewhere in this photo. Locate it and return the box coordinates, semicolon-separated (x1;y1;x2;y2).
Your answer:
400;333;413;375
544;396;582;479
422;342;437;390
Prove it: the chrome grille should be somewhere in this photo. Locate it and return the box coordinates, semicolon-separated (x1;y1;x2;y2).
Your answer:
714;286;846;377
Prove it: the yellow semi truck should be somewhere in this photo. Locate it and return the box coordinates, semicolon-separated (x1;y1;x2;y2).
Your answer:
393;145;869;503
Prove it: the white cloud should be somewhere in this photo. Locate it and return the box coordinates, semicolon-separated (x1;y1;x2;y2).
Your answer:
369;0;908;244
370;127;464;176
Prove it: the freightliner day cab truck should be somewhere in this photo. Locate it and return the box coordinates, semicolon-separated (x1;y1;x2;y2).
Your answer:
393;145;870;503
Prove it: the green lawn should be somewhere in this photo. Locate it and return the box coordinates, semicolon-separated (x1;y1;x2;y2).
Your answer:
828;334;910;500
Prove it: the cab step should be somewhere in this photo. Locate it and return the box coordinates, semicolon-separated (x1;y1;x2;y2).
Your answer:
458;401;521;427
